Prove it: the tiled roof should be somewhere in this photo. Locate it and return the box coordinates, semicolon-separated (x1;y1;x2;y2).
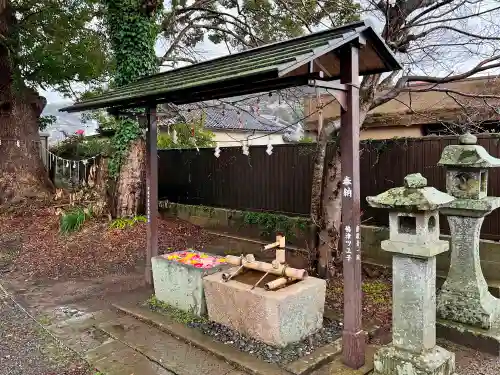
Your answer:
180;106;288;132
60;20;400;113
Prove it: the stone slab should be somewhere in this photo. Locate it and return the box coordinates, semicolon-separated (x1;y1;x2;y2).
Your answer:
284;338;342;375
85;339;174;375
113;303;291;375
436;318;500;356
204;269;326;347
98;314;238;375
152;250;230;316
372;345;456;375
46;309;118;354
381;240;449;259
309;345;379;375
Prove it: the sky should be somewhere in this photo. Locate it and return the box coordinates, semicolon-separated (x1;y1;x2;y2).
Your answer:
41;1;500;105
41;28;230;104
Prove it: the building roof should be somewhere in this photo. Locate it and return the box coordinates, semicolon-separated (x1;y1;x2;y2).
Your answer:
178;106;290;132
60;20;401;113
304;75;500;130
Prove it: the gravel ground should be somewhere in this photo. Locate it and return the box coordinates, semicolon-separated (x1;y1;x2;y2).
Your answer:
0;292;91;375
188;318;341;365
439;339;500;375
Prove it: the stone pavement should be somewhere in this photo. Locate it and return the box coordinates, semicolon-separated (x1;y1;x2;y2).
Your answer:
46;307;247;375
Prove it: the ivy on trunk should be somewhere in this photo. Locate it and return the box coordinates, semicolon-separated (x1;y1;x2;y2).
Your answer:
102;0;161;217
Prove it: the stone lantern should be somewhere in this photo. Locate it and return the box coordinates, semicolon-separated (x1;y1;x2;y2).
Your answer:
440;133;500;200
367;173;456;375
437;133;500;339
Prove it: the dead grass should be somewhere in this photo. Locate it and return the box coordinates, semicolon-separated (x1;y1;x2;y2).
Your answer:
325;275;392;327
0;202;215;280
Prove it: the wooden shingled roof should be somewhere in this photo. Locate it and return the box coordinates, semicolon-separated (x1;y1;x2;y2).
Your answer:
60;20;401;113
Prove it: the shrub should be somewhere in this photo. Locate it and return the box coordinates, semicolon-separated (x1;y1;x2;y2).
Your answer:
60;207;93;234
50;135;111;159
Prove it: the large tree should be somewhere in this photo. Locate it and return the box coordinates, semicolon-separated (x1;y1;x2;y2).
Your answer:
160;0;360;66
161;0;500;278
101;0;161;217
0;0;109;204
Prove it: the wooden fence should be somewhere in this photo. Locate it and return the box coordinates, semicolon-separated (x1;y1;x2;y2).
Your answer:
158;135;500;240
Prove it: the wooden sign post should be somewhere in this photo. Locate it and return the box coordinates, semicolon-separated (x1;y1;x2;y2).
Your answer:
145;105;158;285
339;42;366;369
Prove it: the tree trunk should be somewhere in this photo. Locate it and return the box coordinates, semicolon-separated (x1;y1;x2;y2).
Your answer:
0;2;53;204
103;0;159;219
310;132;329;228
0;92;54;205
313;103;370;278
318;146;342;278
114;138;146;217
310;129;328;276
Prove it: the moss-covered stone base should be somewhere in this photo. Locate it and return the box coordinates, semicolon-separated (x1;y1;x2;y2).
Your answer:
437;288;498;330
373;346;455;375
436;318;500;356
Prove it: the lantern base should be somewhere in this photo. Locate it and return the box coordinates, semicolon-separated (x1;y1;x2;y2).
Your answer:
373;345;456;375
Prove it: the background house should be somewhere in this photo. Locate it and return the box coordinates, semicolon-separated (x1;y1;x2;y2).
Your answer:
160;99;307;146
303;75;500;139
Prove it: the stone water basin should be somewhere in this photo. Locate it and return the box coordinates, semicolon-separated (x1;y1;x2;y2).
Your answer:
152;250;230;316
203;268;326;347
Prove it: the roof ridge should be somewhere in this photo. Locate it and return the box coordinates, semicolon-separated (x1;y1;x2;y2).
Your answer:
137;20;367;82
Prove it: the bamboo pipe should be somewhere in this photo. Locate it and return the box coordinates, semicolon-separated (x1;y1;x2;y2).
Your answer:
226;255;243;265
251;270;270;290
225;256;307;280
222;264;245;282
263;241;280;251
264;277;290;291
276;249;286;264
263;235;285;251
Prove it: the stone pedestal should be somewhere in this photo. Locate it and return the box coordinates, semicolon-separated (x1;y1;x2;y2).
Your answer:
374;346;455;375
373;241;456;375
203;268;326;347
367;173;456;375
393;255;437;353
437;214;500;330
152;251;230;316
434;133;500;354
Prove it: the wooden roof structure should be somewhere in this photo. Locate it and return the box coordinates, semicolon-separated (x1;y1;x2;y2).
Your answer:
59;20;401;370
60;20;400;113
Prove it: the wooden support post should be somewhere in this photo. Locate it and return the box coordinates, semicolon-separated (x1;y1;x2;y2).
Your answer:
340;42;366;369
145;105;158;285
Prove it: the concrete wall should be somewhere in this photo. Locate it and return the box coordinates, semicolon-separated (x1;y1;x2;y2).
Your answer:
159;201;314;248
358;125;423;140
159;202;500;293
212;131;285;147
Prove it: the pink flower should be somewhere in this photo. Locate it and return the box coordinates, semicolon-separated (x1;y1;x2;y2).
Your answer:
75;129;84;135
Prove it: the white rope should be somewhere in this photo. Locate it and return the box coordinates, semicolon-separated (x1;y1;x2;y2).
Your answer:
0;139;100;164
38;143;100;164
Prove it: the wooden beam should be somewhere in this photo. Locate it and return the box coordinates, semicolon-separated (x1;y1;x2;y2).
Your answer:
307;79;347;110
145;105;159;285
307;79;347;92
339;42;367;369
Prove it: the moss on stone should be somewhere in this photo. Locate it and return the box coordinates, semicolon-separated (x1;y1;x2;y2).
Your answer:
438;144;500;168
367;185;454;212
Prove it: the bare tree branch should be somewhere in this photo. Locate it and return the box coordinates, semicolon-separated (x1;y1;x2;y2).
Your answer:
411;87;500;100
370;55;500;110
406;4;500;28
